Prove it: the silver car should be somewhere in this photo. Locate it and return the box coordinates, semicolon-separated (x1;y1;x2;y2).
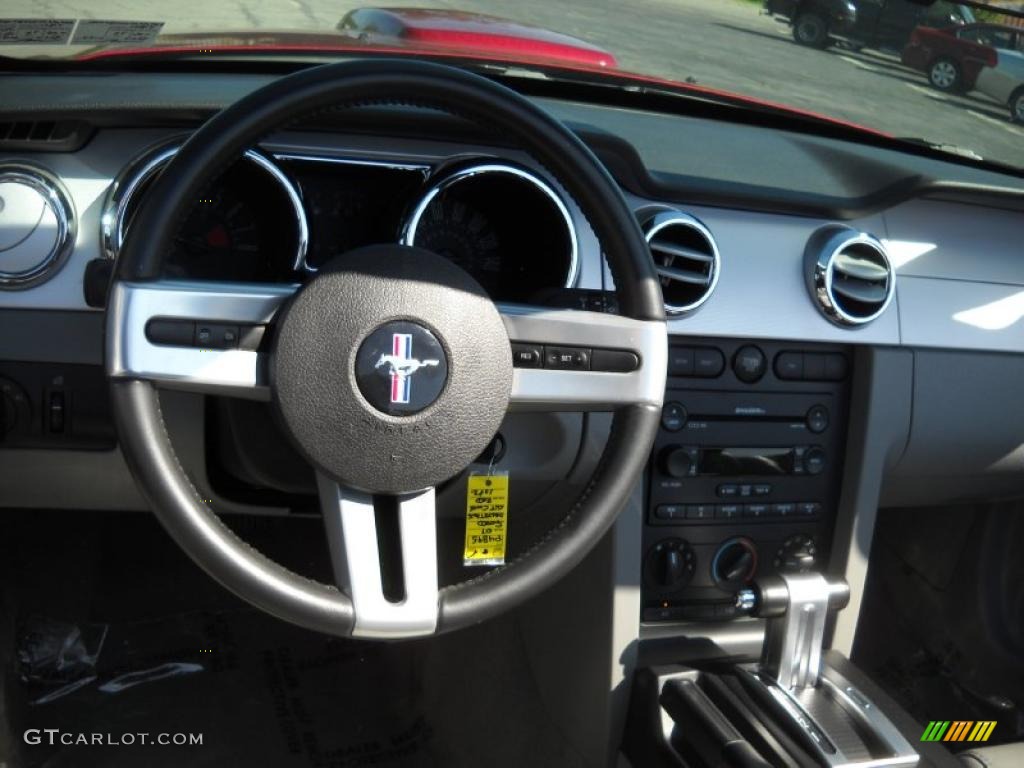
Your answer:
976;47;1024;123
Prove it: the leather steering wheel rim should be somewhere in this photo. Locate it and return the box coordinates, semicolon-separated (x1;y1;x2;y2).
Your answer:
109;58;666;637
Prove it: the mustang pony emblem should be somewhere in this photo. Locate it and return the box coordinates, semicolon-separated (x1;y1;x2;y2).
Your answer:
375;333;440;404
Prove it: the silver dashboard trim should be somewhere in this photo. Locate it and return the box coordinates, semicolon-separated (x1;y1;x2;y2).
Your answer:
401;161;580;289
0;163;76;290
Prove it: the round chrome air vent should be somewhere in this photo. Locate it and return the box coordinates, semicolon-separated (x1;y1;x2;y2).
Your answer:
642;210;720;314
805;225;894;326
0;163;75;290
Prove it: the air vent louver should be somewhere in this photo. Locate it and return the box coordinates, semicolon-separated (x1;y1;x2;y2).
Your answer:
805;225;894;326
642;211;720;314
0;121;92;151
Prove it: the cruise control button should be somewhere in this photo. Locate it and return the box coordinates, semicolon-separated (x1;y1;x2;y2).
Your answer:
195;323;239;349
694;348;725;378
592;349;639;372
661;402;688;432
544;346;591;370
146;319;196;347
511;343;543;368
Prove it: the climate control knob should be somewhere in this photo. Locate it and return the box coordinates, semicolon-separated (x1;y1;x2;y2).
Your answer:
644;538;696;591
711;537;758;589
775;534;817;573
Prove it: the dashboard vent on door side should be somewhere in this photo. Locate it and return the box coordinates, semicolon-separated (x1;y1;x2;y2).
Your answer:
804;225;894;326
642;211;720;315
0;121;92;151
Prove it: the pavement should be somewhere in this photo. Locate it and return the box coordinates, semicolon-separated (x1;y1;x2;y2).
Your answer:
5;0;1024;169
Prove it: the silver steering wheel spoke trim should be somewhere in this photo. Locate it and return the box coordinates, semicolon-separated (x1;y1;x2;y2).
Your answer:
107;280;668;412
317;475;439;638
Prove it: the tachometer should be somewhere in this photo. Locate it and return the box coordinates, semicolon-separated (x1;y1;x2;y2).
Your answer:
104;144;307;282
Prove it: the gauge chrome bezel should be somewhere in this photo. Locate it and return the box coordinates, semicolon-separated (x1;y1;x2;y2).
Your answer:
400;160;580;289
101;141;309;271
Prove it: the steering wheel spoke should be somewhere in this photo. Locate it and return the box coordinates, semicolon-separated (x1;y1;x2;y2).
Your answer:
108;279;297;399
501;304;667;411
316;474;439;638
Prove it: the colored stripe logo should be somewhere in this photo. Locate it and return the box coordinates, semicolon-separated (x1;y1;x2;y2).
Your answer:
390;333;412;404
921;721;996;742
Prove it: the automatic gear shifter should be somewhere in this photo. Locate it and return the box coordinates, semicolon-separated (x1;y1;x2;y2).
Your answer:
729;574;919;766
735;572;850;690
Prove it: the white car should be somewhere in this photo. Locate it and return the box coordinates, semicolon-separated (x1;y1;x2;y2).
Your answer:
976;47;1024;123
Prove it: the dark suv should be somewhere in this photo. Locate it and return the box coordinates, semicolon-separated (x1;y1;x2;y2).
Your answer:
764;0;974;50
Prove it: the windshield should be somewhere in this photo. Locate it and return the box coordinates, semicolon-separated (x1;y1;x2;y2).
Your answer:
3;0;1024;172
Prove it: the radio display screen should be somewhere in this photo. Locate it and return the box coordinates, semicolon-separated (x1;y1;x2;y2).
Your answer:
700;447;794;476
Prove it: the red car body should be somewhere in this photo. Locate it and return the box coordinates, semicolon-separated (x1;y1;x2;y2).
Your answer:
901;23;1012;92
338;7;618;69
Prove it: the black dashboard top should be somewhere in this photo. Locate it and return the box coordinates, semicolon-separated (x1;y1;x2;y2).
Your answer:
1;69;1023;220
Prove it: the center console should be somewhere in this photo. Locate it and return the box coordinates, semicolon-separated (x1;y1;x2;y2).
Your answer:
642;337;851;623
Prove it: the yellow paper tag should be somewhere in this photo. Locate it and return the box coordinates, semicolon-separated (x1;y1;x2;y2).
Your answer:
463;473;509;566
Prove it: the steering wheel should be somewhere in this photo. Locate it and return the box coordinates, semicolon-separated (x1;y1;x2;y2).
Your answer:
106;59;667;639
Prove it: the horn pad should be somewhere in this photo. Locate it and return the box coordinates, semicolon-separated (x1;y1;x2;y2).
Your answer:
270;245;512;494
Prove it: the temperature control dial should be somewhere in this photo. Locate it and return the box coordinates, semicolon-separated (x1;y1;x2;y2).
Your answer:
775;534;818;573
644;538;696;592
711;537;758;589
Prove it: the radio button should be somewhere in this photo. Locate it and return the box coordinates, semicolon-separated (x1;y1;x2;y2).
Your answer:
803;447;826;476
753;483;772;497
654;504;686;521
744;503;769;518
803;353;826;380
798;502;822;517
668;346;695;376
806;405;829;434
824;353;849;381
717;504;743;519
693;348;725;378
733;345;766;383
660;445;698;478
661;402;688;432
772;502;796;517
717;484;739;498
686;504;715;520
775;351;803;380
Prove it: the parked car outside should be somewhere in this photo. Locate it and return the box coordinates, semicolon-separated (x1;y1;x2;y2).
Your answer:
763;0;974;51
975;47;1024;122
901;23;1023;92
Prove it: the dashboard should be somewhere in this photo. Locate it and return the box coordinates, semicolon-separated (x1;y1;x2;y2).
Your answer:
2;68;1024;659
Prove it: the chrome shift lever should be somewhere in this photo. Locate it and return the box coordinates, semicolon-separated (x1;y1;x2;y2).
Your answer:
735;572;850;690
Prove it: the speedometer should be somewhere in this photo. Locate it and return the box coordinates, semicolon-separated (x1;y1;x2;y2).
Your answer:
402;161;578;302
